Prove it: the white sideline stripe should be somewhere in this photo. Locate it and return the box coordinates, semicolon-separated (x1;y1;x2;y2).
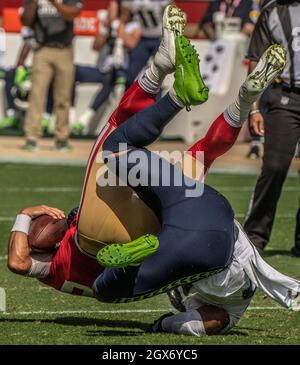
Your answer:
213;186;299;192
0;187;81;193
0;255;7;261
1;309;168;315
0;306;285;316
0;218;14;222
235;213;296;219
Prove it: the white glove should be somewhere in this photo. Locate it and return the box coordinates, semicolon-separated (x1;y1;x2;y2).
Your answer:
102;54;115;73
112;38;125;69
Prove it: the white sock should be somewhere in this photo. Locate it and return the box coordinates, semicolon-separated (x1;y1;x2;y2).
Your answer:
139;55;170;95
69;107;76;127
162;310;206;336
42;112;51;121
138;72;160;95
6;108;16;118
224;84;263;128
77;108;95;128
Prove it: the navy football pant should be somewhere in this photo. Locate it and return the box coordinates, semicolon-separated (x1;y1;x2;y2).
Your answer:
94;93;235;302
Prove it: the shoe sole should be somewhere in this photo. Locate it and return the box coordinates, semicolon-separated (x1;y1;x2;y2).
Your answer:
175;35;209;106
96;234;159;268
248;44;286;90
21;145;38;152
163;4;185;35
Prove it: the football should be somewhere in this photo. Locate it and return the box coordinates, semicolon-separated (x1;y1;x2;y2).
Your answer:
28;215;68;250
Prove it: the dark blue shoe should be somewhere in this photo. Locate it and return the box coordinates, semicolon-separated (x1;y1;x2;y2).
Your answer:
146;312;174;333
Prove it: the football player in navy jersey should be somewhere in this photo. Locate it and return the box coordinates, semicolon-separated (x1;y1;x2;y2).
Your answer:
120;0;172;87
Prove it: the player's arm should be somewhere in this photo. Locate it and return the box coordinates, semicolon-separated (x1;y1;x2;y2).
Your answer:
247;9;274;136
7;205;65;275
93;7;111;51
241;1;256;37
117;22;141;49
120;3;132;22
248;60;265;136
16;43;31;67
199;1;217;41
21;0;38;27
47;0;83;22
7;231;31;275
242;22;255;37
92;33;110;51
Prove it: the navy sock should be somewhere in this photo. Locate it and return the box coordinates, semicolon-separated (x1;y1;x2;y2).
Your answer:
103;93;182;152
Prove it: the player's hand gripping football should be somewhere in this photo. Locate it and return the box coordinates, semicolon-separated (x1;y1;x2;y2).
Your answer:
20;205;65;220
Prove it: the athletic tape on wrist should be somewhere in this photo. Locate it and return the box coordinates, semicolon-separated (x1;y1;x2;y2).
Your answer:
11;214;32;235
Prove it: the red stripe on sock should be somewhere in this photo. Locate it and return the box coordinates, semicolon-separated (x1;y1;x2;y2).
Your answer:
108;80;157;128
188;113;241;173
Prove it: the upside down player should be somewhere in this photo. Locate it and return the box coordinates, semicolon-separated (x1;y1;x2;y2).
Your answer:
7;5;300;336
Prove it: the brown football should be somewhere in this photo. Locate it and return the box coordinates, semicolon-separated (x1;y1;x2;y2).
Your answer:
28;215;68;250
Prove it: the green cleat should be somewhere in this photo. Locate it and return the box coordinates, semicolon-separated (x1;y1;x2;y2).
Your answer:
0;115;19;130
41;117;50;134
173;35;209;109
72;122;85;136
96;234;159;268
21;140;38;152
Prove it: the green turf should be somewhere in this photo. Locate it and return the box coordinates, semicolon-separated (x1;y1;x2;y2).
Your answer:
0;163;300;344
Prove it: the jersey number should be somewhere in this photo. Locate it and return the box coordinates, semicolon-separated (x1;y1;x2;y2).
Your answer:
137;10;159;29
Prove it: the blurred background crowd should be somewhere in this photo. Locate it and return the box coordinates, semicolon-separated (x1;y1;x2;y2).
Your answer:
0;0;266;151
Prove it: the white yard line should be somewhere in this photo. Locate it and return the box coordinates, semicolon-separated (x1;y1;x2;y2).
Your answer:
235;213;296;219
0;255;7;261
213;186;299;192
1;309;168;315
0;307;286;316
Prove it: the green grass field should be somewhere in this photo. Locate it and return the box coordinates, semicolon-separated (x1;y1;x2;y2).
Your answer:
0;163;300;345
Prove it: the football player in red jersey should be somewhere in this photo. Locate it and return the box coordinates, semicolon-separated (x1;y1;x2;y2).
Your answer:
6;4;186;298
7;205;102;297
7;5;300;338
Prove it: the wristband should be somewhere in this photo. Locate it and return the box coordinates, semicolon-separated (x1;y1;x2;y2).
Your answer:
11;214;32;235
249;109;260;116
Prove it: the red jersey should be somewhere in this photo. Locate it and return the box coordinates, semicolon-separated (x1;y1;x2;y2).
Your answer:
39;218;103;297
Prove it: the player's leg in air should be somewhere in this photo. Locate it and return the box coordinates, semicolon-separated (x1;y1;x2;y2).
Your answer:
108;41;286;178
188;44;286;173
76;4;186;256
